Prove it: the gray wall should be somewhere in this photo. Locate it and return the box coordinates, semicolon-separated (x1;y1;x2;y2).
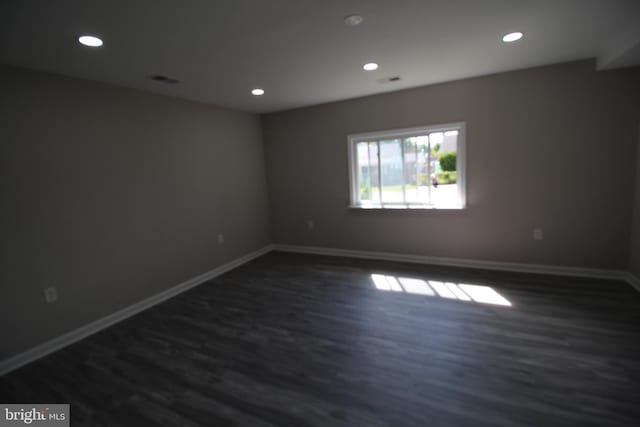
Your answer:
0;65;271;360
263;61;640;270
630;124;640;278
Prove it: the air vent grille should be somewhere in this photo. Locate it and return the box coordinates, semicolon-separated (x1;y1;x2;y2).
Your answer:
150;75;179;84
377;76;402;84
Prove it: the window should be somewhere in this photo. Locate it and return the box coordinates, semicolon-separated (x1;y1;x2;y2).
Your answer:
348;122;466;209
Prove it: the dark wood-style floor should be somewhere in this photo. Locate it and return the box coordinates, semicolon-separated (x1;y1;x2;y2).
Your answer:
2;252;640;426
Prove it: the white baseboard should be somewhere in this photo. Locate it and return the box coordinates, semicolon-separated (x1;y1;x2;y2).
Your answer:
3;243;636;376
273;244;628;281
0;245;273;376
625;272;640;293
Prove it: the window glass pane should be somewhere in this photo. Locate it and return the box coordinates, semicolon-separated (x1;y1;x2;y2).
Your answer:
416;135;430;204
350;123;464;209
356;142;371;202
369;142;380;203
430;131;458;207
403;138;418;203
380;139;403;203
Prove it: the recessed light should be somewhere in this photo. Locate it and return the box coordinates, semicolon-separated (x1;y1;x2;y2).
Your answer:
363;62;378;71
78;35;103;47
251;88;265;96
502;32;523;43
344;15;364;26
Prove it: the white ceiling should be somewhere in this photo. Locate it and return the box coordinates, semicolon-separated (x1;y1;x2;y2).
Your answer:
1;0;639;113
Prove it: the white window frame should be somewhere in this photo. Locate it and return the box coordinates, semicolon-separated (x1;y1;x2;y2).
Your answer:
347;122;466;210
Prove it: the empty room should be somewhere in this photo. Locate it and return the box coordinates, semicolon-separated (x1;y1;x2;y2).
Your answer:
1;0;640;426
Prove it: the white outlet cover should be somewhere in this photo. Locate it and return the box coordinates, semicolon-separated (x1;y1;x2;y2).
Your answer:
44;287;58;303
533;228;543;241
307;220;314;229
217;234;224;244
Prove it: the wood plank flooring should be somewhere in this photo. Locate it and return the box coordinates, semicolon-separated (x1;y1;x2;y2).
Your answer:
2;251;640;426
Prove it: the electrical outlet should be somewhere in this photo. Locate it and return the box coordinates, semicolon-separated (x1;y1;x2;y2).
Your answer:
44;287;58;303
533;228;543;241
217;234;224;245
307;220;315;230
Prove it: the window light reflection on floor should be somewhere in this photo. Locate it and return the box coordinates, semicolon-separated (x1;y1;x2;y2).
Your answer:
370;274;512;307
397;277;435;295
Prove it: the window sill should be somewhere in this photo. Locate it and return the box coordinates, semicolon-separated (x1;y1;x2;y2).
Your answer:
348;204;465;211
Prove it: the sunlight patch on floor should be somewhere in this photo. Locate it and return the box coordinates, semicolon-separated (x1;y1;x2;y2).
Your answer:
370;274;512;306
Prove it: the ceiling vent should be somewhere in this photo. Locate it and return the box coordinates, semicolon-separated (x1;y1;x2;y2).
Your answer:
150;75;179;84
377;76;401;84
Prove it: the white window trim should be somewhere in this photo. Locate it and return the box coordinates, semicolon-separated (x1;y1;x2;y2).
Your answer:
347;122;466;210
